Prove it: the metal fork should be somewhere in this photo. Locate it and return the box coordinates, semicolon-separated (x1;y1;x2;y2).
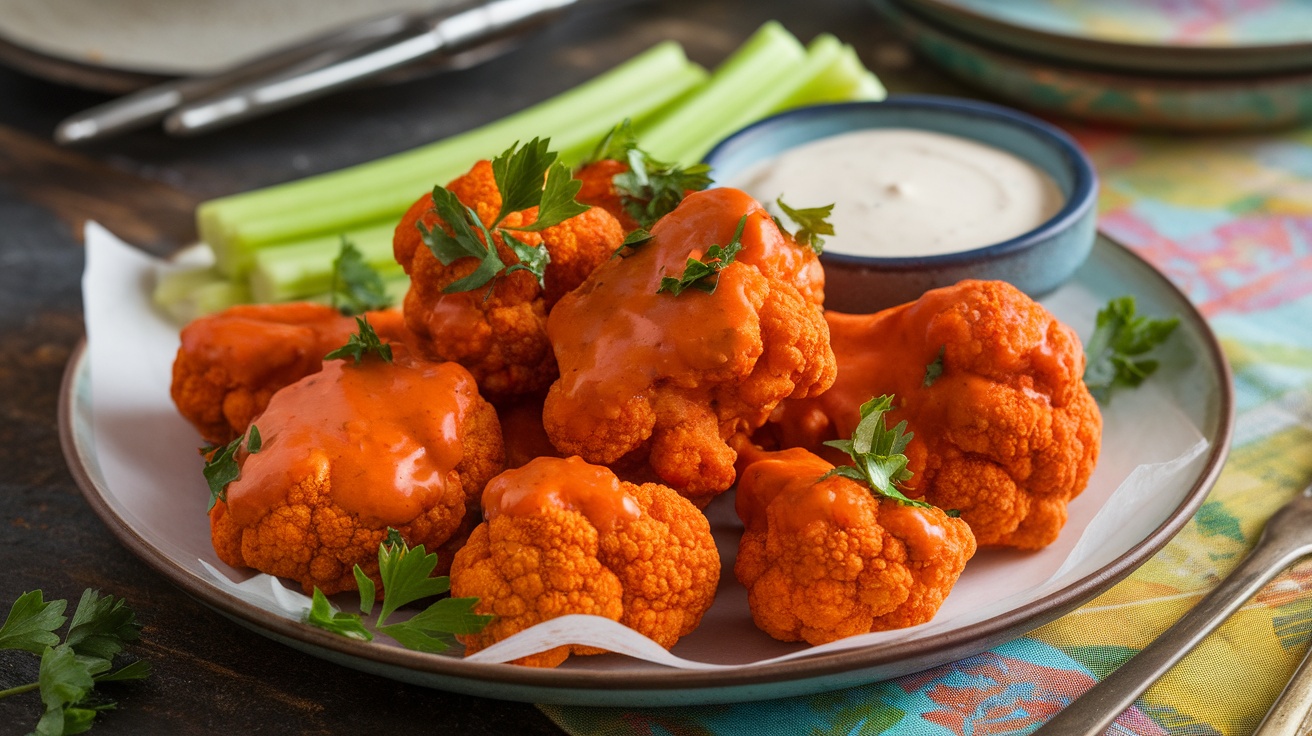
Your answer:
1034;483;1312;736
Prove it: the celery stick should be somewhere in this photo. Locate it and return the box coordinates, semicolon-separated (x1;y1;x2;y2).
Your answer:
780;42;886;108
202;43;708;276
635;22;807;164
152;266;252;324
247;223;403;303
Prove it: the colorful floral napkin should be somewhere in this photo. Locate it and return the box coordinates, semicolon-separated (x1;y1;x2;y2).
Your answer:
537;126;1312;735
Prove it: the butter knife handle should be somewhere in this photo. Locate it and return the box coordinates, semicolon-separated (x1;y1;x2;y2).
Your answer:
165;0;575;136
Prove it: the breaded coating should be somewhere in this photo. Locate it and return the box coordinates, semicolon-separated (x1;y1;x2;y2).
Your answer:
450;456;719;667
734;447;976;645
393;161;623;401
209;349;504;595
543;188;835;506
170;302;410;444
767;280;1102;550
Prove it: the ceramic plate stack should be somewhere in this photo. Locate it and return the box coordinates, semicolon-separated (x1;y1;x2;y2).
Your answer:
871;0;1312;130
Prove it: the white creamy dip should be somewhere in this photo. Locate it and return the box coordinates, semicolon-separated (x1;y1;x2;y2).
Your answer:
732;128;1065;258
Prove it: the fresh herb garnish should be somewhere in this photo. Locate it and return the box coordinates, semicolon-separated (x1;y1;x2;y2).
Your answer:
1083;296;1180;402
325;316;393;364
657;215;747;296
589;120;713;228
821;395;934;510
773;198;834;255
420;138;586;293
613;227;653;258
202;424;261;511
923;346;946;387
330;237;392;315
0;589;150;735
304;530;492;654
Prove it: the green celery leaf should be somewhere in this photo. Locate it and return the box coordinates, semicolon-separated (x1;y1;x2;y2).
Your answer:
330;237;392;315
0;590;67;655
324;316;393;364
303;589;372;642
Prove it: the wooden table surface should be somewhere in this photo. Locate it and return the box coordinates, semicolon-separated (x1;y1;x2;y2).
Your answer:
0;1;968;732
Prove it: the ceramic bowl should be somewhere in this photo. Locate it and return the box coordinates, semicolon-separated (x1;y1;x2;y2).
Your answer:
702;96;1098;313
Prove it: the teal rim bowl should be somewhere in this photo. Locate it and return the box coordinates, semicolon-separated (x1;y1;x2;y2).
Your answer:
702;96;1099;313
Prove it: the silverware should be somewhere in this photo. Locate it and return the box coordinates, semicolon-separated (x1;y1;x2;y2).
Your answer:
1253;638;1312;736
53;12;418;144
1034;483;1312;736
164;0;576;137
53;0;575;143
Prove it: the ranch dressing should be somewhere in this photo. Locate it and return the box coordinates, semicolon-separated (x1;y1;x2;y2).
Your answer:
732;128;1064;258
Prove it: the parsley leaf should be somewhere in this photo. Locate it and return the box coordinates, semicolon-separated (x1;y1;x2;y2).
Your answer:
822;395;934;510
330;237;392;315
1083;296;1180;402
64;590;141;663
774;198;834;255
614;228;653;258
590;120;713;228
374;537;450;627
0;589;149;736
304;589;372;641
325;316;393;364
202;424;260;511
922;346;945;387
378;597;491;654
420;140;579;293
657;215;747;296
0;591;67;656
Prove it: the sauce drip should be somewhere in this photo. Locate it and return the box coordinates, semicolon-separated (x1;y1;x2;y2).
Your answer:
482;456;641;531
224;351;476;526
732;128;1064;258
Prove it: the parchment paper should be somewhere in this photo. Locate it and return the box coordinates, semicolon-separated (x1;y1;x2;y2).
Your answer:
81;222;1210;669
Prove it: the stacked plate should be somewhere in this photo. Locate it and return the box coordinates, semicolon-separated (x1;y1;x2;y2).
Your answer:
871;0;1312;130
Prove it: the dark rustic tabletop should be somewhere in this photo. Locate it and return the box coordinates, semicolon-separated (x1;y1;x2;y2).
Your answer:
0;1;969;733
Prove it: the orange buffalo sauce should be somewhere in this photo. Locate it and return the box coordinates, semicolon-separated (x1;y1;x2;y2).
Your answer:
482;456;641;532
546;188;786;420
735;446;949;556
224;349;477;527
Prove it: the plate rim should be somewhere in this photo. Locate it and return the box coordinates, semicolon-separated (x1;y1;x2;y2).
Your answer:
901;0;1312;76
58;233;1235;701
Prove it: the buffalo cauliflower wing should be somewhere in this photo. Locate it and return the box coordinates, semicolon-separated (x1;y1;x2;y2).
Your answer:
171;302;411;445
766;279;1102;550
393;159;623;401
734;445;975;645
209;345;504;595
542;187;836;506
449;455;719;667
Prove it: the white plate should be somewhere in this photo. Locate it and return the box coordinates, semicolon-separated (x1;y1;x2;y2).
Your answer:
60;229;1232;706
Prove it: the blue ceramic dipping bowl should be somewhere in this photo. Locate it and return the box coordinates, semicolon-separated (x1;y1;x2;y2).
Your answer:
702;96;1098;313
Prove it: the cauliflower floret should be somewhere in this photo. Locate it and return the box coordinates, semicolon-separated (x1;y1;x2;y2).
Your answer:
209;348;504;594
766;279;1102;550
170;302;411;444
450;455;719;667
734;446;976;645
393;160;623;401
542;188;835;506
